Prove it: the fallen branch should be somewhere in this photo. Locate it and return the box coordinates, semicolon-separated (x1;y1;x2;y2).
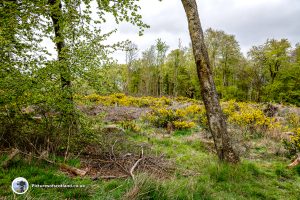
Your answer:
1;148;19;168
130;147;144;180
20;151;88;176
92;175;128;181
288;155;300;168
59;163;87;176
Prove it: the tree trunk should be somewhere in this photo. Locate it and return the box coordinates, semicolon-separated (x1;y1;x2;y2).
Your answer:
48;0;76;143
48;0;72;100
181;0;239;163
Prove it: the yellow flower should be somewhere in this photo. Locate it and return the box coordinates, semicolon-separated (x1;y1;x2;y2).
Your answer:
173;121;196;130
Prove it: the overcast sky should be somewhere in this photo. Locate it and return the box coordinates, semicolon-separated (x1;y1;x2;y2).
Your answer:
101;0;300;63
44;0;300;63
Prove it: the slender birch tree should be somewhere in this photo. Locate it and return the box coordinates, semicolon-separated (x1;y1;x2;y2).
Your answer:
181;0;239;163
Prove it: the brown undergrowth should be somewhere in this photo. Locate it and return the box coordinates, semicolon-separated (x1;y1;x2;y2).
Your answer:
61;128;175;180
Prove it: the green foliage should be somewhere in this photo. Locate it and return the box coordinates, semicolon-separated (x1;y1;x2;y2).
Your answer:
173;129;193;136
263;64;300;106
205;28;244;99
120;120;141;132
1;1;300;199
0;0;149;154
118;31;299;106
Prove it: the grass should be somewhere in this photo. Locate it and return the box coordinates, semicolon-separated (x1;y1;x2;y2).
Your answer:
1;129;300;199
0;155;134;199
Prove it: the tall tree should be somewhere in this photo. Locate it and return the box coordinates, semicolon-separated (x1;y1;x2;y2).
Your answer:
155;39;169;96
125;42;138;94
247;45;268;101
204;28;243;99
264;39;290;83
48;0;73;110
0;0;149;151
140;46;156;95
294;43;300;64
181;0;239;163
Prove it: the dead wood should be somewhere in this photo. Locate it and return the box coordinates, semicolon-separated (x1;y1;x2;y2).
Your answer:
288;155;300;168
130;157;144;180
92;175;128;181
130;147;144;180
59;163;87;176
20;151;88;176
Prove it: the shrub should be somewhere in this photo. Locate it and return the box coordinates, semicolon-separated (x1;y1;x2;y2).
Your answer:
283;128;300;156
173;121;196;130
144;101;207;130
83;93;172;108
222;100;278;136
283;112;300;155
120;120;141;133
146;107;179;128
286;113;300;129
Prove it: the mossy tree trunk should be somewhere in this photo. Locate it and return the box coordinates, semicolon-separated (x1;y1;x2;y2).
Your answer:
48;0;72;101
48;0;76;150
181;0;239;163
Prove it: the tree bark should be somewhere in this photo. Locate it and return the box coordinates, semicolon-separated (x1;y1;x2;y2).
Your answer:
48;0;72;97
181;0;239;163
48;0;76;141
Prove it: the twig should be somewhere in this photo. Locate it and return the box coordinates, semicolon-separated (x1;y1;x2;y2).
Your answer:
21;151;55;164
73;149;84;160
130;146;144;180
130;158;144;180
92;175;128;181
25;137;40;155
111;139;119;161
64;125;72;163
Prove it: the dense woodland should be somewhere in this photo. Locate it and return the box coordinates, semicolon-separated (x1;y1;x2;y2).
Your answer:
97;35;300;105
1;0;300;199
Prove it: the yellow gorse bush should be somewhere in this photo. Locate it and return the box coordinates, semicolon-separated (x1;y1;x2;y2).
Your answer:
83;93;172;107
223;100;265;126
146;107;179;128
145;104;207;129
81;94;300;155
291;128;300;149
175;104;202;116
228;105;266;126
221;100;284;134
285;113;300;152
173;121;196;130
81;94;294;136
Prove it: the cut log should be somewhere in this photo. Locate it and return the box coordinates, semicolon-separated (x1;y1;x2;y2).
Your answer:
59;163;87;176
1;148;19;168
